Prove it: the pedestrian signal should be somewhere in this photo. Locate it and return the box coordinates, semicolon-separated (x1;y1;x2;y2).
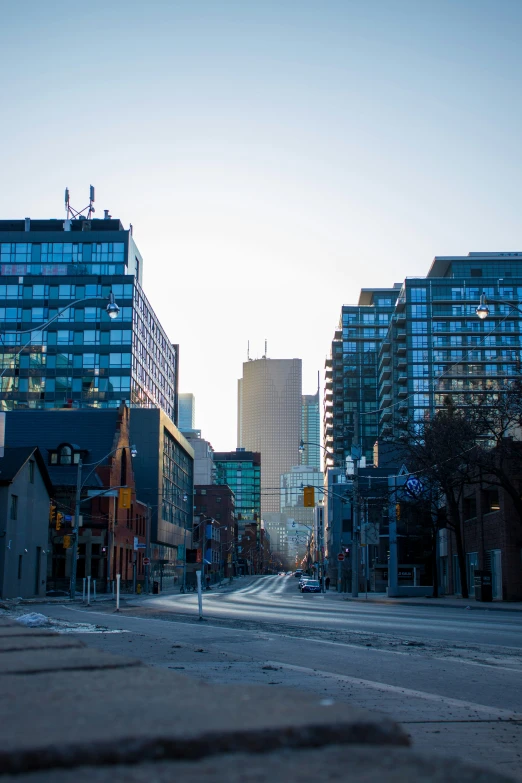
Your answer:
303;486;315;507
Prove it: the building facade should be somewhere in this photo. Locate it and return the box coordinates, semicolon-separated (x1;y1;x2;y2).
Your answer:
4;407;147;592
324;288;399;468
130;407;193;587
0;446;52;598
0;217;178;424
378;252;522;442
213;448;261;526
301;389;321;470
178;393;195;430
238;357;302;515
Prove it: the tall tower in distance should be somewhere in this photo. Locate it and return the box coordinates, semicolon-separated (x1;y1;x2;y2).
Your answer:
301;374;320;470
238;356;302;515
178;393;195;431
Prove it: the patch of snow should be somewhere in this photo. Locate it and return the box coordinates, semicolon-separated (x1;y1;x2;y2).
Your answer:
15;613;50;628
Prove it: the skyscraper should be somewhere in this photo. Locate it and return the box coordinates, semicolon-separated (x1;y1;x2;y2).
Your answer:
178;393;195;430
0;214;178;423
238;357;302;515
301;387;320;470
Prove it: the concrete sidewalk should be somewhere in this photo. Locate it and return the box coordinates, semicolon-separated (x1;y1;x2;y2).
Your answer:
0;615;516;782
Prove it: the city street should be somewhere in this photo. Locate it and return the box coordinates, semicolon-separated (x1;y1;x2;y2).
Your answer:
35;574;522;780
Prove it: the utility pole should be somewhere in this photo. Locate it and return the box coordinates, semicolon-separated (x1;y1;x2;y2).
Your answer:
70;460;82;600
351;411;360;598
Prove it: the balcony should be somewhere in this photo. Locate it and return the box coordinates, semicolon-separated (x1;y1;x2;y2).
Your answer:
380;423;393;438
398;385;408;398
396;312;406;324
379;365;391;383
396;343;407;355
378;352;391;370
398;401;408;413
397;356;407;369
381;377;392;394
397;416;409;428
395;330;407;341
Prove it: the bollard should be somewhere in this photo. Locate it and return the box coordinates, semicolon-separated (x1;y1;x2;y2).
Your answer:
82;578;86;603
196;570;203;621
87;575;91;606
93;580;97;601
116;574;121;612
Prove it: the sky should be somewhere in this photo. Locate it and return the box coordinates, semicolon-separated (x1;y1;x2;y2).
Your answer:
1;0;521;450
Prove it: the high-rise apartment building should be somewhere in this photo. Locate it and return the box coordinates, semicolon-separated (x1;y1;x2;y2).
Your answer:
0;215;178;423
301;389;320;470
178;393;195;430
324;288;398;467
238;357;302;515
378;252;522;440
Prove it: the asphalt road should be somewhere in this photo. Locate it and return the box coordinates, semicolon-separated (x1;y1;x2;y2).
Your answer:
140;573;522;649
33;574;522;780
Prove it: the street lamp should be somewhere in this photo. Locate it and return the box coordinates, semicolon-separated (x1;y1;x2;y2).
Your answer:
70;444;137;599
0;292;121;382
476;292;522;320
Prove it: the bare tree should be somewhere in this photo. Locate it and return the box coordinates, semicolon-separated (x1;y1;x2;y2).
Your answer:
394;398;479;599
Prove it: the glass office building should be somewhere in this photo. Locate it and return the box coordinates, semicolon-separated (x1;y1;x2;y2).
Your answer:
325;287;399;466
0;218;178;423
213;448;261;525
377;252;522;439
301;391;320;470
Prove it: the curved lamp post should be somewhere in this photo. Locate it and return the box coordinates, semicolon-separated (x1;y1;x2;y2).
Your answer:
0;292;120;382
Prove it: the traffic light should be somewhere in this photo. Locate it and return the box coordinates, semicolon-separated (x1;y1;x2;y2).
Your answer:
395;503;401;521
49;502;57;526
119;487;131;509
303;486;315;507
56;512;64;531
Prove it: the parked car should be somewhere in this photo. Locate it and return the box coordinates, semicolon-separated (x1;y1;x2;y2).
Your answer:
298;576;313;590
294;569;303;578
301;579;321;594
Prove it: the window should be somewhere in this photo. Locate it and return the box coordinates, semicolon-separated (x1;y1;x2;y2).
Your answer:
49;443;81;466
410;288;427;302
411;305;427;318
10;495;18;519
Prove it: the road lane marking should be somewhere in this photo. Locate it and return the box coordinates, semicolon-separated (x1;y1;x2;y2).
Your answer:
266;662;522;721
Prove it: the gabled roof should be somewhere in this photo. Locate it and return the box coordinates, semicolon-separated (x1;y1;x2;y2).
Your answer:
5;410;121;488
0;446;53;495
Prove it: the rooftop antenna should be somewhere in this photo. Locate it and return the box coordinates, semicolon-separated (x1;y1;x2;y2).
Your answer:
247;340;250;361
264;339;267;358
317;370;320;395
65;185;96;220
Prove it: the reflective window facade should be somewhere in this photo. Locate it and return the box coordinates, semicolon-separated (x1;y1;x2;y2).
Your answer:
325;288;398;466
0;219;178;424
376;252;522;440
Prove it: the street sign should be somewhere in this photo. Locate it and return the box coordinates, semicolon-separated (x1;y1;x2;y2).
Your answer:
136;543;146;550
337;553;345;561
143;557;151;566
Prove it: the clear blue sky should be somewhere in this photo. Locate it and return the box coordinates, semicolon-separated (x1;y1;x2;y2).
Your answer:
1;0;521;449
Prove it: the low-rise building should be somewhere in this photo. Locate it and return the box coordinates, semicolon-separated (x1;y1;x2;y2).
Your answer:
0;446;52;598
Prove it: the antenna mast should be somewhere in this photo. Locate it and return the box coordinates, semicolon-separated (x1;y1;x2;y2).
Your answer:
64;185;96;220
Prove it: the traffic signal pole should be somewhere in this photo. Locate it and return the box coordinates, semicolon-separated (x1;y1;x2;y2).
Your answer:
351;411;360;598
69;459;82;600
